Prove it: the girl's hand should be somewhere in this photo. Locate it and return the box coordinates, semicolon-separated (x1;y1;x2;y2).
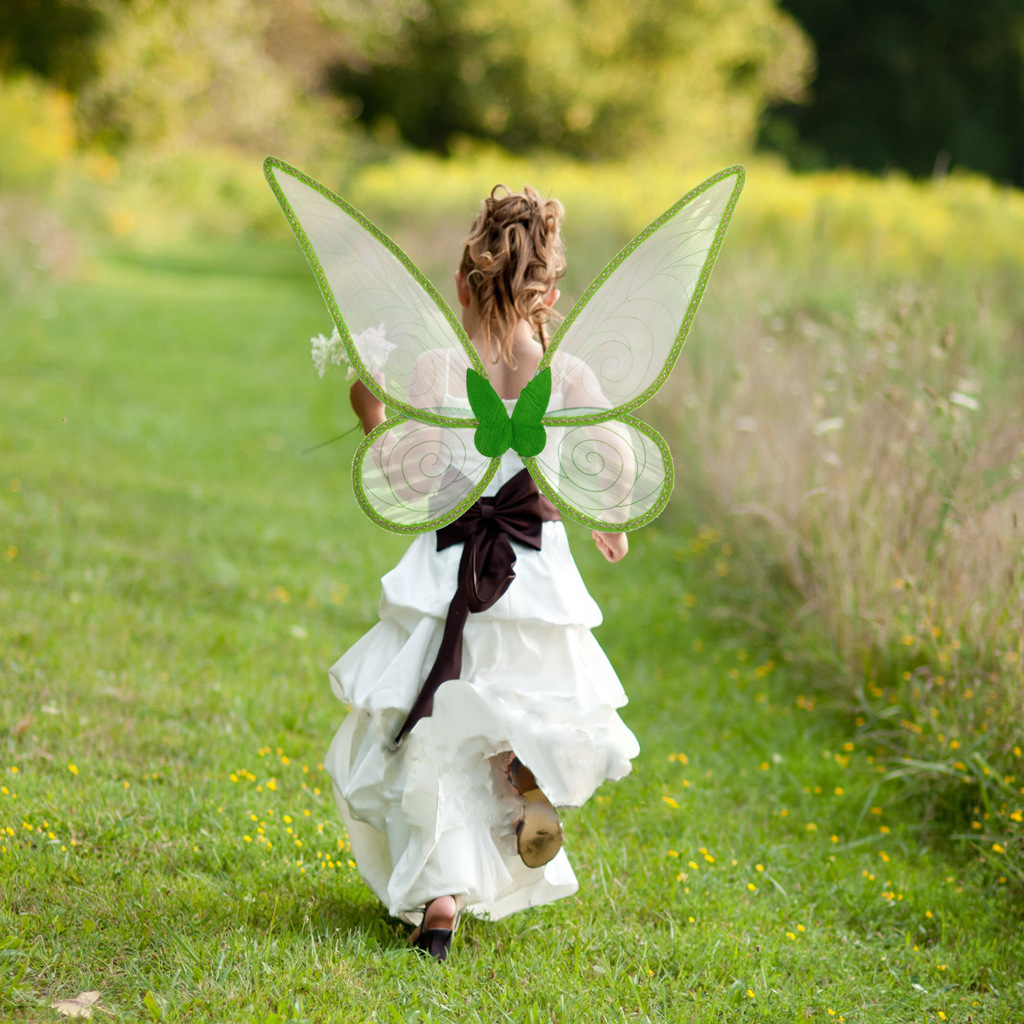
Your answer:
350;379;386;434
592;530;628;562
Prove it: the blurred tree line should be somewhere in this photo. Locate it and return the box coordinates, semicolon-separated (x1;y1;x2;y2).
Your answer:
1;0;1021;183
321;0;809;163
761;0;1024;185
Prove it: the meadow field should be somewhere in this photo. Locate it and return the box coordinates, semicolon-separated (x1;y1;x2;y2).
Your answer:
2;155;1023;1022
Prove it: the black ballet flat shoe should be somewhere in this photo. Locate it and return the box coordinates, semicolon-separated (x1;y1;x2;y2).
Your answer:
509;759;563;869
410;897;458;962
413;927;453;962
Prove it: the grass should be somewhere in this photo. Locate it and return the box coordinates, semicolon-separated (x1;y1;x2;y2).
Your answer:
652;246;1024;882
2;233;1024;1023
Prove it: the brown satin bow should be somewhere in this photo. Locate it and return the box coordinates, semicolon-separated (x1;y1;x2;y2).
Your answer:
393;468;560;744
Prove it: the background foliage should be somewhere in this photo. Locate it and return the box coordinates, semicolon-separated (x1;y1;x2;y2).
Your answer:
1;1;1023;1016
1;0;1022;882
3;0;1023;179
325;0;811;164
763;0;1024;185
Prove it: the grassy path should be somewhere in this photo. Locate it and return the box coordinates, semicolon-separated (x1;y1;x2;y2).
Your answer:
1;245;1021;1022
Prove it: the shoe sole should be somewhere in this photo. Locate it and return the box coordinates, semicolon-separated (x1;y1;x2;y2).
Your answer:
517;789;563;868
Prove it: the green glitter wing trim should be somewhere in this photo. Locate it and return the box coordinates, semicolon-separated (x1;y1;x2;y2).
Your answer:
522;414;674;532
265;156;742;533
352;416;499;533
264;156;485;429
540;165;745;426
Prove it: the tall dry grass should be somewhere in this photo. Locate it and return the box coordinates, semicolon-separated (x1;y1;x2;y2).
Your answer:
662;257;1024;879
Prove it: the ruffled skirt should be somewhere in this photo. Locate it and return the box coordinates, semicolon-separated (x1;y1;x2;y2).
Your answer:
324;522;639;924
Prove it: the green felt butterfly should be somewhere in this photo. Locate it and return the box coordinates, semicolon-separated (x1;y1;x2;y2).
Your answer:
265;157;744;533
467;367;551;459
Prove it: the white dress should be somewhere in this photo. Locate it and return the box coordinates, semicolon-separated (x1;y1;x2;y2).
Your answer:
324;406;640;924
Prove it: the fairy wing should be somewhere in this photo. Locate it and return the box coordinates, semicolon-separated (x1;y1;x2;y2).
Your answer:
265;156;484;422
543;166;744;418
525;416;674;529
266;157;496;531
353;418;498;532
526;166;744;529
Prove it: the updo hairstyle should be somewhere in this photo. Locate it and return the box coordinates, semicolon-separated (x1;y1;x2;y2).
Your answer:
459;184;566;368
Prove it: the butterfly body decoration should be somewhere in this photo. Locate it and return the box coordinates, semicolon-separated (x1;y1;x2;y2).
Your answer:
264;157;744;534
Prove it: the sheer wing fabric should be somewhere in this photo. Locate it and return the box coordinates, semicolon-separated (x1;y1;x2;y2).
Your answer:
529;166;744;530
354;419;497;532
266;157;743;534
265;158;478;422
525;417;671;529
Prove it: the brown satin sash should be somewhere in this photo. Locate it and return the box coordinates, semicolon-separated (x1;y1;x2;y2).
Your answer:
393;468;560;745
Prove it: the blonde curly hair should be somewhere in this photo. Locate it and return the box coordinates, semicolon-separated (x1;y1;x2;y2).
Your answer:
459;184;566;368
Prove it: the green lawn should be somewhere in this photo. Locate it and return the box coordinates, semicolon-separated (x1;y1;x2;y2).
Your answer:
1;241;1021;1023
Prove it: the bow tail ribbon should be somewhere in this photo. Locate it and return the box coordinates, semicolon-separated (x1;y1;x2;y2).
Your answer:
393;469;559;745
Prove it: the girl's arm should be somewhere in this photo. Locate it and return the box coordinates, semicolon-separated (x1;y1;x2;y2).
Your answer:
592;531;628;562
350;379;386;434
560;359;634;562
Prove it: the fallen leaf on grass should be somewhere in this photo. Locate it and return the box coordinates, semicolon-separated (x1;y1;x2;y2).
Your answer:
52;991;110;1018
13;713;33;736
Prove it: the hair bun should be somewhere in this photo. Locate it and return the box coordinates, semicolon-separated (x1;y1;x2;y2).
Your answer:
460;184;566;368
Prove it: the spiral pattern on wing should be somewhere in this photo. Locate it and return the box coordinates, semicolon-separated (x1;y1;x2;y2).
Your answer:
361;421;487;527
561;428;626;499
533;421;668;525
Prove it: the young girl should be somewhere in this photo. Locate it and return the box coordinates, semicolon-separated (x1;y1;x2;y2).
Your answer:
323;185;640;960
